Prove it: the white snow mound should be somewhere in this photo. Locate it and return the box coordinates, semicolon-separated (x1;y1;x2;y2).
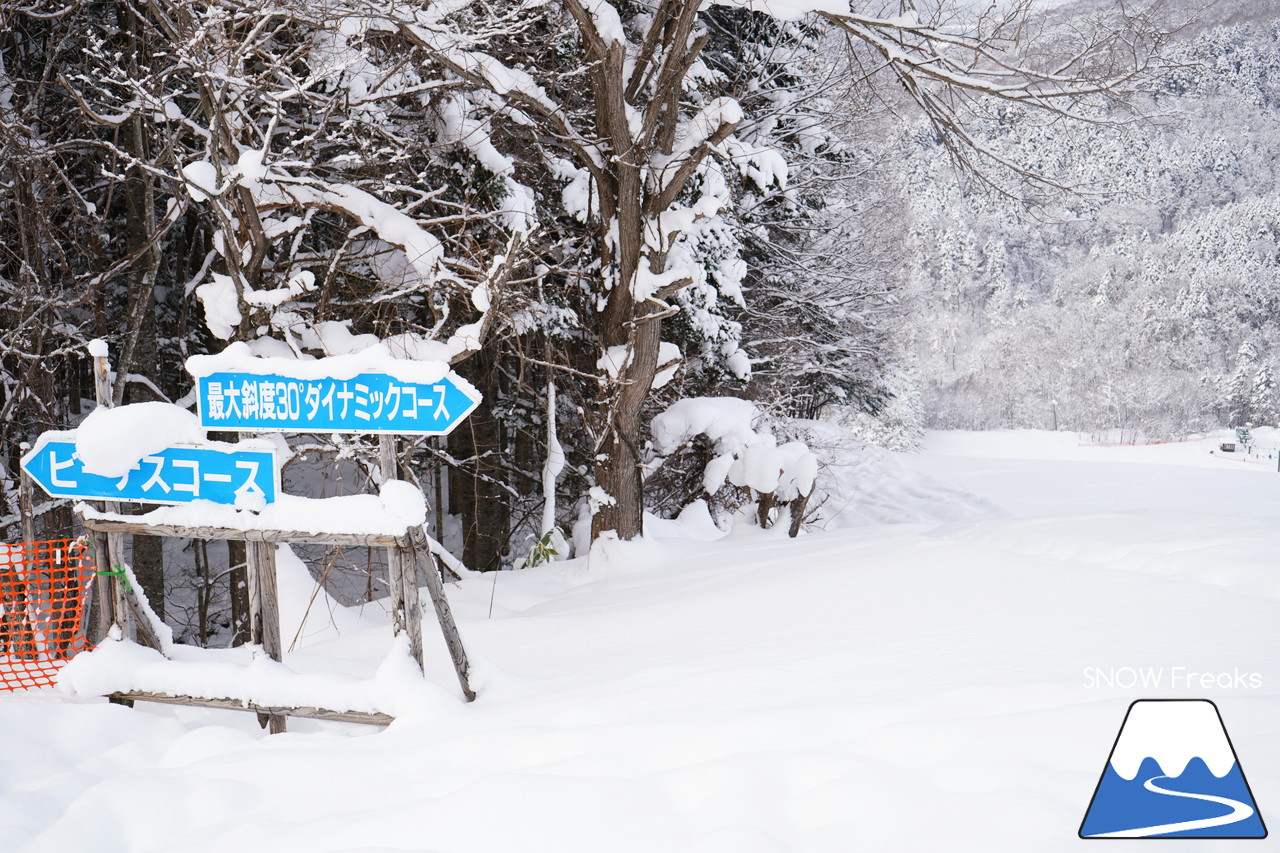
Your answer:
75;402;203;478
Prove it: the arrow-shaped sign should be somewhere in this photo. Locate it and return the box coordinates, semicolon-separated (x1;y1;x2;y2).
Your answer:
21;435;278;507
193;370;482;435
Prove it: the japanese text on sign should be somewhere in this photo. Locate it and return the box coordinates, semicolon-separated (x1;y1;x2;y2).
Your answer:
21;439;278;507
196;371;481;434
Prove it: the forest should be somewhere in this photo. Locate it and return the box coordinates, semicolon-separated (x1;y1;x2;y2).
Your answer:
0;0;1199;642
907;0;1280;437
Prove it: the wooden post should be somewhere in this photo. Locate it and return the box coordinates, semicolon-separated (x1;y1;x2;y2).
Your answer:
434;436;446;546
380;435;424;672
90;530;117;642
91;344;114;417
121;585;163;651
379;440;405;624
411;528;474;701
245;537;261;643
250;542;283;663
247;540;286;733
84;345;164;652
91;346;129;639
108;530;130;633
390;543;425;671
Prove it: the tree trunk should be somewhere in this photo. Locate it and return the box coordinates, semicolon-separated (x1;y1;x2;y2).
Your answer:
118;9;166;620
588;45;655;543
123;246;165;620
756;492;776;529
590;305;662;542
228;540;250;645
447;354;509;571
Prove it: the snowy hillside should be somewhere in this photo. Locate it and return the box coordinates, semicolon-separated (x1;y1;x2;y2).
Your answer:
3;432;1278;852
905;2;1280;434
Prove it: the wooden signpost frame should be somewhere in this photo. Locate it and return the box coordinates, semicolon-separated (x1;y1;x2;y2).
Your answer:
78;348;475;732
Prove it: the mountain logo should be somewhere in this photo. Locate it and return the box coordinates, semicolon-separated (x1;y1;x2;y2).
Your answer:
1080;699;1267;839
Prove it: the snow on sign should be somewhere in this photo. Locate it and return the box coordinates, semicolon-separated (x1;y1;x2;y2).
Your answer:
187;343;481;435
1080;700;1266;839
21;436;278;507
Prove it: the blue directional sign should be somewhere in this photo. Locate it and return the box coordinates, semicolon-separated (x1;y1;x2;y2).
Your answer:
194;371;481;435
21;437;278;506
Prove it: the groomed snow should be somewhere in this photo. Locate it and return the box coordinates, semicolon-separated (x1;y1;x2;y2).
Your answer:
3;429;1279;852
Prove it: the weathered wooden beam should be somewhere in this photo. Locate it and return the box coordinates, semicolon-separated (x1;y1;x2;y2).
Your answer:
107;528;130;636
121;582;163;652
411;528;475;702
87;507;116;642
91;347;130;640
89;530;116;643
255;543;283;662
380;435;425;672
79;517;410;548
245;539;261;647
108;691;393;726
393;543;425;670
247;540;286;733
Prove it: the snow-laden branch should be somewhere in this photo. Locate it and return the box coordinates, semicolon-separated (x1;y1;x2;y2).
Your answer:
825;13;1121;107
394;15;606;176
185;148;513;361
651;397;817;501
212;149;446;287
560;0;625;54
650;96;743;207
819;1;1172;111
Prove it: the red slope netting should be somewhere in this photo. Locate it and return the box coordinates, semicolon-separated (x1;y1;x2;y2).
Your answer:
0;539;96;691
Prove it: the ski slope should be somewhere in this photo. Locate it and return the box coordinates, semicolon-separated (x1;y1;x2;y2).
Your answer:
3;430;1278;852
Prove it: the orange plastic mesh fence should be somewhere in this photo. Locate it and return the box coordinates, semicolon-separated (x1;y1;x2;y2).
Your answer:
0;539;96;691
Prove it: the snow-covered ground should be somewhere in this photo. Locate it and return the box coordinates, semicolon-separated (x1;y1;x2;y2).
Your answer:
4;430;1279;852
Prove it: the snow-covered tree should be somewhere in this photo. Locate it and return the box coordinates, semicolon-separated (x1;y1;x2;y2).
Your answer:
367;0;1174;541
905;3;1280;437
0;0;1180;648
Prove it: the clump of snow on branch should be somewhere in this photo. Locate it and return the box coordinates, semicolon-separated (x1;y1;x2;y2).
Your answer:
598;341;682;387
651;397;817;501
196;272;318;341
184;143;504;363
435;93;536;233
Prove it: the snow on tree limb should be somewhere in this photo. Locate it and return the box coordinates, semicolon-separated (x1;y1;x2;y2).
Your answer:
815;0;1180;192
394;17;607;175
651;397;817;501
